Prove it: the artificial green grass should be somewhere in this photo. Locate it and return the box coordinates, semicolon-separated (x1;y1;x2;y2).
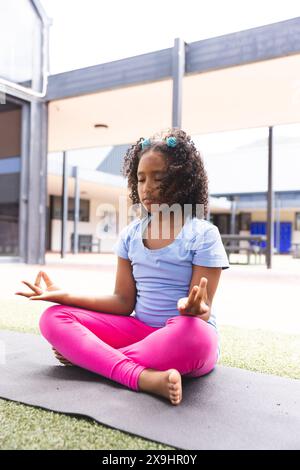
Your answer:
0;298;299;449
0;400;173;450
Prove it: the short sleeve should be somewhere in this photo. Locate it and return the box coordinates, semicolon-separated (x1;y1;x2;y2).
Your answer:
112;225;130;260
192;225;230;270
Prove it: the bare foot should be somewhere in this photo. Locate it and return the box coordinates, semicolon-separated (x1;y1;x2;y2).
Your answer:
138;368;182;405
52;347;74;366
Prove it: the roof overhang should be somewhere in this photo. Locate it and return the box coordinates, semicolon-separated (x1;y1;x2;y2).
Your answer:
47;17;300;101
48;52;300;151
47;17;300;151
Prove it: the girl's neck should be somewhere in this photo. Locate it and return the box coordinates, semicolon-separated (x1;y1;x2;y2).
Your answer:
148;211;186;230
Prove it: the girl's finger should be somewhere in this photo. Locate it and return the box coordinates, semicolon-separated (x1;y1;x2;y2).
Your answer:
185;286;198;310
41;271;53;287
21;280;43;295
15;292;34;298
34;271;42;287
188;285;199;303
195;277;207;302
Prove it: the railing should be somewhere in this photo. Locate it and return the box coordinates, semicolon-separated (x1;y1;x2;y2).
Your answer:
79;240;101;253
221;234;267;265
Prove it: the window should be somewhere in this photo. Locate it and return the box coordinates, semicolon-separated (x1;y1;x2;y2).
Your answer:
211;214;230;234
239;212;251;231
295;212;300;231
50;196;90;222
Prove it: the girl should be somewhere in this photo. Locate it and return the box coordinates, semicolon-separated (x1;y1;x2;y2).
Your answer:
16;128;229;406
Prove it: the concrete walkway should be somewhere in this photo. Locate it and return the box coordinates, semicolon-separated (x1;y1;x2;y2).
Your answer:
1;252;299;335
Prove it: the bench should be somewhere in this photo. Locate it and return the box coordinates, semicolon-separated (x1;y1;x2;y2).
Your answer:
221;235;267;265
79;240;101;253
71;234;101;253
291;242;300;259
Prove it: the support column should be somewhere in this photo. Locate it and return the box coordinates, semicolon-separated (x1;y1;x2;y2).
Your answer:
206;203;211;222
26;101;48;264
61;151;68;258
172;37;186;128
73;166;80;254
19;101;30;263
266;126;274;269
230;196;237;234
275;194;281;254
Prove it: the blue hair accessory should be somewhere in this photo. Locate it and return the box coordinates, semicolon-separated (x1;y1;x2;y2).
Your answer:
166;136;177;147
141;138;151;149
141;136;177;150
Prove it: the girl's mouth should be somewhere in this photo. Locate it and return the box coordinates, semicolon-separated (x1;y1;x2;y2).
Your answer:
143;199;159;205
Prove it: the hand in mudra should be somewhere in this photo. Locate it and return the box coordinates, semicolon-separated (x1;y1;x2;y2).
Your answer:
15;271;73;366
15;270;67;303
177;277;210;319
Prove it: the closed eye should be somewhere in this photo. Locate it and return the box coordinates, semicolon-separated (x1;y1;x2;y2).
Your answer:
138;179;162;183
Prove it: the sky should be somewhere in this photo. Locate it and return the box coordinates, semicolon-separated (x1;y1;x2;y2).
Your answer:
40;0;300;75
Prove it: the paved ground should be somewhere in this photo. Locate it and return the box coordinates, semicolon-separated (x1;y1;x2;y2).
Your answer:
1;252;299;335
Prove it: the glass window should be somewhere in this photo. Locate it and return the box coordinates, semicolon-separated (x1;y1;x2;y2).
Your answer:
50;196;90;222
273;123;300;192
211;213;230;234
0;0;43;91
192;127;268;194
239;212;251;231
0;102;21;256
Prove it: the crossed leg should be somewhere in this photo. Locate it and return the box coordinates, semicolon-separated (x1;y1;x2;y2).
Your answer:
39;305;218;404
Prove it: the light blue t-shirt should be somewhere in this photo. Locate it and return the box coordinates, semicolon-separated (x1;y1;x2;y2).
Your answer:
113;213;230;356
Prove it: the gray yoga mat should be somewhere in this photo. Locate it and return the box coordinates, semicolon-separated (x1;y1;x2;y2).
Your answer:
0;329;299;450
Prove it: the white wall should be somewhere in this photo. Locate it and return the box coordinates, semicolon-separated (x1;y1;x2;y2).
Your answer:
50;198;118;252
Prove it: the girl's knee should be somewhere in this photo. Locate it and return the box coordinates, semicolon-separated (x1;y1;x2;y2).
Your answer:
39;304;69;339
167;315;218;355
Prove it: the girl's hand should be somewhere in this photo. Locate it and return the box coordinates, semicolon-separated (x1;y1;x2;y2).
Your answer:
15;271;68;304
177;277;210;319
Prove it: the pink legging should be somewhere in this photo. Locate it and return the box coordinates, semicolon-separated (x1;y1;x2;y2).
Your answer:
39;305;219;392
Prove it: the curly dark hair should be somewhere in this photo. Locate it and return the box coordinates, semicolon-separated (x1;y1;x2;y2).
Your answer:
121;128;209;219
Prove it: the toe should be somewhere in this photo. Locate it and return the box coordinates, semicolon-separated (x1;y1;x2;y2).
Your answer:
169;369;180;383
168;369;182;404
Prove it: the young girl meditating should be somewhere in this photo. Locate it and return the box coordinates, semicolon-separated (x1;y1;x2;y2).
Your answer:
16;128;229;406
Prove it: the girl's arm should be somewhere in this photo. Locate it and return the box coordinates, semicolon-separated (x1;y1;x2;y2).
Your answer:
57;292;133;315
15;257;137;316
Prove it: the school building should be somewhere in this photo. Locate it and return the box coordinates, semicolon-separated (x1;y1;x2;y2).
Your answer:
1;0;300;267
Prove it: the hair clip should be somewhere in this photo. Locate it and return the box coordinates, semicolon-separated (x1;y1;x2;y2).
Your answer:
141;136;177;150
141;138;151;149
166;136;177;147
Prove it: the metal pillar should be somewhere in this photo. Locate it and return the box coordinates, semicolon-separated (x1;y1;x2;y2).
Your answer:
19;100;30;263
26;101;48;264
172;38;185;128
61;151;68;258
266;127;274;269
275;194;281;254
206;202;211;222
73;166;80;254
230;196;237;234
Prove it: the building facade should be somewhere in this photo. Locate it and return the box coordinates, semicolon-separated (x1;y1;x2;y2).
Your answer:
1;1;300;266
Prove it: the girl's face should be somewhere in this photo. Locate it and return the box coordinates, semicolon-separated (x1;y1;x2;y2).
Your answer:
137;150;167;213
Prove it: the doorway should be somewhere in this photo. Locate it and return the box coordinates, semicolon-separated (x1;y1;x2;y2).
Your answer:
0;99;22;257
